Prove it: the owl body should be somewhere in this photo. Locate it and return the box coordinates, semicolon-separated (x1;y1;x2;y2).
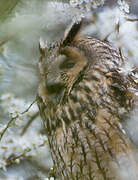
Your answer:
37;20;138;180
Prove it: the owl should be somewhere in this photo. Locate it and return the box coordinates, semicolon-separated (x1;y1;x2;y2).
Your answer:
37;19;138;180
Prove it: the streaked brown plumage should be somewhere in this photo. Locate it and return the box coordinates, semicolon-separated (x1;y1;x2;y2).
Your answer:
37;19;138;180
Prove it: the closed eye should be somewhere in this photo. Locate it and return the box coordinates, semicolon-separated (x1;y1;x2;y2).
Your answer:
59;61;75;69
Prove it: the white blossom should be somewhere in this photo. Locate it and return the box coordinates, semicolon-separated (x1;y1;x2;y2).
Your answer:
118;0;130;13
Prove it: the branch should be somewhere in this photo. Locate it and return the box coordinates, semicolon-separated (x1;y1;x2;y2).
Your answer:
0;99;37;142
0;115;18;141
20;111;39;136
125;18;138;22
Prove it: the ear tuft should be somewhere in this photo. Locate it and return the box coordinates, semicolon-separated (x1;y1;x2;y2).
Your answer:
61;18;83;47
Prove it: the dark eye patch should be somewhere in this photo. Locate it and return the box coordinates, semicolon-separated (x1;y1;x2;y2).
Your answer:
46;83;64;94
59;60;75;69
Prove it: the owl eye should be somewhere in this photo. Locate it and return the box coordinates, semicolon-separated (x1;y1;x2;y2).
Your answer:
60;61;75;69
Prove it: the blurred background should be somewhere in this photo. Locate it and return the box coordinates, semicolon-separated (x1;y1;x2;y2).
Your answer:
0;0;137;179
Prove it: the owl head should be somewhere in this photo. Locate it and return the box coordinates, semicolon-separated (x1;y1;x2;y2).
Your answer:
38;19;89;105
38;18;127;109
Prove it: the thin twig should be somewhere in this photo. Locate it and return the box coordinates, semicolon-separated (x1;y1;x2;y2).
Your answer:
21;99;37;114
20;111;39;136
6;147;31;166
125;18;138;22
115;20;120;34
5;142;47;167
119;47;125;64
0;36;13;47
0;115;18;141
103;32;111;42
0;99;37;142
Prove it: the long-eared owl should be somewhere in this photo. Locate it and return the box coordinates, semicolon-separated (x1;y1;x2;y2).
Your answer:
37;19;138;180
